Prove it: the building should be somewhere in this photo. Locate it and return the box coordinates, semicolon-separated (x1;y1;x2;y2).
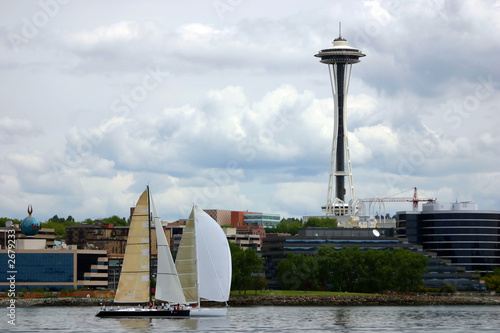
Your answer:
204;209;232;226
66;221;129;254
223;227;262;251
244;213;280;228
396;202;500;274
261;227;485;291
204;209;280;228
0;248;108;291
314;27;365;215
0;230;108;291
164;222;185;252
66;221;158;257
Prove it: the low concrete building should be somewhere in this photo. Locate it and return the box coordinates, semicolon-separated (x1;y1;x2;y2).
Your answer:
224;227;262;251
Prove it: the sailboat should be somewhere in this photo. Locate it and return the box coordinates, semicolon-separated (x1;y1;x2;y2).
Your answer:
96;187;189;318
175;205;232;316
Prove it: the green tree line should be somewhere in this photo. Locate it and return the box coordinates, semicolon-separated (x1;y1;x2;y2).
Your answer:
277;246;428;293
265;217;337;235
1;215;128;238
0;217;21;227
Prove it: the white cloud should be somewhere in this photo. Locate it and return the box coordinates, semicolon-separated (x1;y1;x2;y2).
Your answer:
68;21;141;48
175;23;234;44
0;0;498;221
0;117;42;140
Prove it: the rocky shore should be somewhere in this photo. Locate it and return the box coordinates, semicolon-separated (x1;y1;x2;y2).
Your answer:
2;294;499;307
227;294;500;306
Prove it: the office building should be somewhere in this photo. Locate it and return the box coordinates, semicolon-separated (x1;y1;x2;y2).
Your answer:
396;202;500;273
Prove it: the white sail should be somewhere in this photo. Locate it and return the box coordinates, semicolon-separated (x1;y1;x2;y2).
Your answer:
150;195;186;304
115;189;150;303
176;205;232;304
195;206;232;302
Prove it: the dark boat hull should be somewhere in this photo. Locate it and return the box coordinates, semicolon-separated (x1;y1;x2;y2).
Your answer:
96;308;190;318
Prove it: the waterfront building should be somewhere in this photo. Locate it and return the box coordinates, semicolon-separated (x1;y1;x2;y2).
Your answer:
261;227;485;291
0;234;108;291
396;202;500;274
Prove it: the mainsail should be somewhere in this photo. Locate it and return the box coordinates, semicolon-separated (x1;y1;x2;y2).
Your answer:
176;205;232;304
115;189;150;303
175;208;198;303
151;195;186;304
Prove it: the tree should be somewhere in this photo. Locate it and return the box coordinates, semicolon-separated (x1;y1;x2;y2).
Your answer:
316;246;427;293
484;268;500;292
42;215;79;239
229;242;263;294
48;215;64;224
354;249;393;293
252;276;268;294
266;218;303;235
439;285;457;294
391;248;428;292
101;215;128;226
318;246;363;291
303;217;337;228
278;253;319;290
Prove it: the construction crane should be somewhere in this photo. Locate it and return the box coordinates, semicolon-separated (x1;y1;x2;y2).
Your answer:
362;187;437;213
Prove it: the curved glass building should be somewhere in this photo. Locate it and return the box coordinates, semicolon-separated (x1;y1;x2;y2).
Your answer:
396;202;500;273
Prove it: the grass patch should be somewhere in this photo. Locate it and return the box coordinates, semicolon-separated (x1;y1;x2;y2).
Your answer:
230;290;376;297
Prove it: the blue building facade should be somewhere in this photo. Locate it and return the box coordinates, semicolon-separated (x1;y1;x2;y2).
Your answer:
0;249;107;291
0;251;75;291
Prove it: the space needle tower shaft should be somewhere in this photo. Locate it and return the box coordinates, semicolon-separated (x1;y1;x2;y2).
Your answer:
314;24;365;214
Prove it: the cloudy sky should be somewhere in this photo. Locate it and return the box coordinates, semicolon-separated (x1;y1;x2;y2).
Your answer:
1;0;499;222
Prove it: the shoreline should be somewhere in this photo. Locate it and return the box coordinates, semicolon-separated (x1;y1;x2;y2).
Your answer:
2;294;499;307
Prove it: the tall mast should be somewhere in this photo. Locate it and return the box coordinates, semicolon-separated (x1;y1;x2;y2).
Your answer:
195;210;201;307
147;185;152;306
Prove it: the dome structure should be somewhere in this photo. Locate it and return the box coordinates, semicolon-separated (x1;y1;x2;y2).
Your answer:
21;205;40;236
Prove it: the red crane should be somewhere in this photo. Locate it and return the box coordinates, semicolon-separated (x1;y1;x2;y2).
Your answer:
363;187;437;212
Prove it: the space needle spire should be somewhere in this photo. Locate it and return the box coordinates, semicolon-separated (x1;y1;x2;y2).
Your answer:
314;23;365;216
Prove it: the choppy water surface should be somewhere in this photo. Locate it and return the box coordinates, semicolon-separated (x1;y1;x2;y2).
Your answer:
3;305;500;332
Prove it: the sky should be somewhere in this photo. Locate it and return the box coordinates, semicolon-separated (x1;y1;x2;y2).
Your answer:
1;0;499;222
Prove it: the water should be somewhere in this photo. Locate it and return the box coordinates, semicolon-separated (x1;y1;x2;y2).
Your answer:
3;306;499;332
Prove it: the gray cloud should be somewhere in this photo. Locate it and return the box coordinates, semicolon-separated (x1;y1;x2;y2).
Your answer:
0;0;498;221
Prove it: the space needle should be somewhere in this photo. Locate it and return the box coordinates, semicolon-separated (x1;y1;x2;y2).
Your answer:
315;24;365;216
